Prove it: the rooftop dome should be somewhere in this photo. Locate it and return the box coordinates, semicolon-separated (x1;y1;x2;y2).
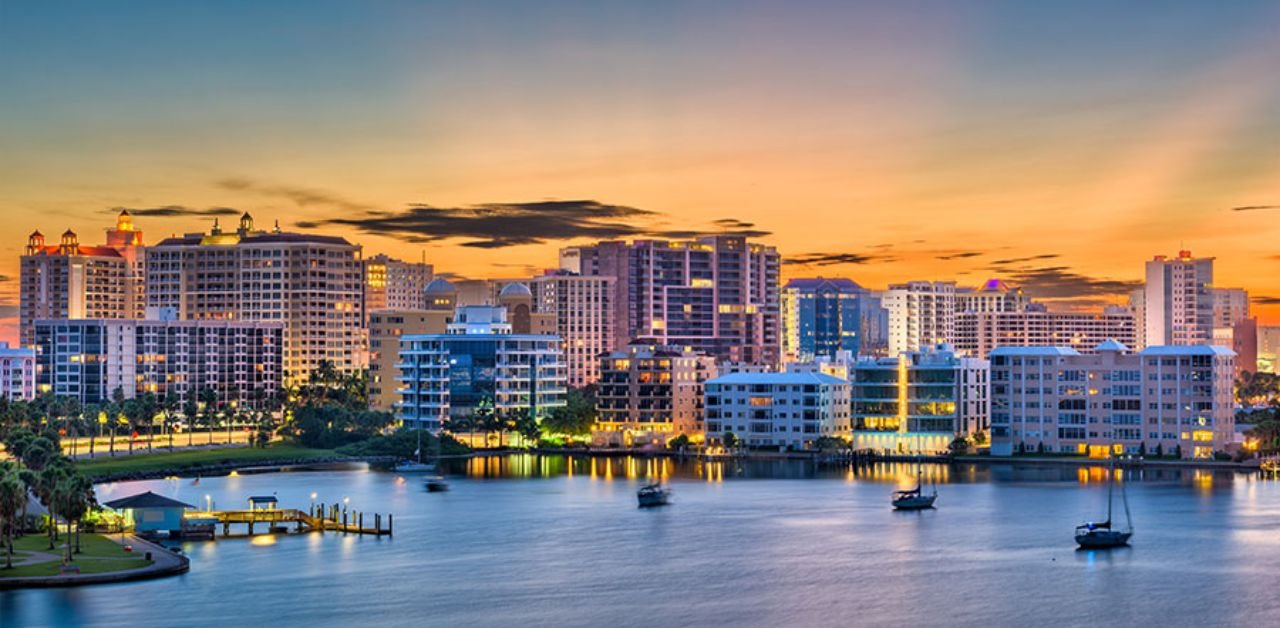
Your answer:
499;282;532;298
424;278;456;294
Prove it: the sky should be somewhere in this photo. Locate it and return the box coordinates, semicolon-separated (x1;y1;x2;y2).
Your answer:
2;1;1279;343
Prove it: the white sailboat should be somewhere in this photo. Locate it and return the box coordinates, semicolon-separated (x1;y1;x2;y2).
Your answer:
1075;460;1133;548
892;463;937;510
395;429;438;473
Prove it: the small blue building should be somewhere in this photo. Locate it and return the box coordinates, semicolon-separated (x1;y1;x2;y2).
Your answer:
103;491;195;536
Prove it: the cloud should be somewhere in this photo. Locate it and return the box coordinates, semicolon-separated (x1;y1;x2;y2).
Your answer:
217;178;368;211
299;199;770;248
1231;205;1280;212
784;252;897;266
988;254;1061;266
1000;266;1141;299
936;251;983;261
110;205;240;217
1251;295;1280;305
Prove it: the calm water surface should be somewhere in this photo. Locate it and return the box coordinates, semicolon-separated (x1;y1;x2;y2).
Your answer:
3;456;1279;628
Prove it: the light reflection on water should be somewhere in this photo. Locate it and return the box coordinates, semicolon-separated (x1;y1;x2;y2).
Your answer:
1;455;1277;628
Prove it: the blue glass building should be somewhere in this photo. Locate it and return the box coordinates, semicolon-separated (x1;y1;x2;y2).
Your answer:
783;278;887;361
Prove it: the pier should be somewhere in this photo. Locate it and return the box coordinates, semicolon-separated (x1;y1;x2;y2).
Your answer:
185;501;393;538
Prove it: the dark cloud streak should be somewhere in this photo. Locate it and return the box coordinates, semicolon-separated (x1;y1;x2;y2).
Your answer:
111;205;240;218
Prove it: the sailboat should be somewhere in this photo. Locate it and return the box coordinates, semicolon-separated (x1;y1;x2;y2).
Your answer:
395;428;438;473
1075;460;1133;548
891;463;937;510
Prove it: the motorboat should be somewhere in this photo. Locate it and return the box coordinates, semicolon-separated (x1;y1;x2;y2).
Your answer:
637;483;671;508
425;476;450;492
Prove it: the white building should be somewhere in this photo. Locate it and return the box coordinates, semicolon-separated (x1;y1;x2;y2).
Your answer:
953;306;1138;359
397;306;567;431
530;271;615;388
882;281;956;355
989;342;1235;459
1143;251;1214;347
955;279;1030;314
704;371;851;450
363;253;433;315
850;344;989;455
0;342;36;401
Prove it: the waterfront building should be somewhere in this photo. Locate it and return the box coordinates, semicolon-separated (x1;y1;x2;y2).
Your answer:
144;214;363;385
849;344;989;455
989;342;1235;459
956;279;1030;314
397;306;567;431
367;307;453;412
593;345;717;447
33;318;283;407
704;371;851;450
530;271;615;387
363;253;433;315
19;211;146;347
496;282;557;335
563;235;781;366
1142;251;1214;347
781;277;887;362
0;342;36;401
953;306;1138;358
882;281;956;355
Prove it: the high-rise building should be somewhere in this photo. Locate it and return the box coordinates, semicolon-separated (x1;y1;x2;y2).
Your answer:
989;342;1235;459
496;282;556;336
531;271;615;388
564;235;781;365
1259;326;1280;373
33;318;283;407
849;345;989;455
956;279;1030;314
367;278;460;411
363;253;433;315
704;371;851;449
1213;287;1249;328
19;211;146;347
397;306;567;431
0;342;36;401
1143;251;1214;346
593;344;717;447
953;306;1138;358
881;281;957;355
781;277;887;362
144;214;363;385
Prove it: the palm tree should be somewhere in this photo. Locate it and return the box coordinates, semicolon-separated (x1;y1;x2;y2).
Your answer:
161;391;180;451
0;466;27;569
58;474;93;561
199;387;219;446
183;393;199;448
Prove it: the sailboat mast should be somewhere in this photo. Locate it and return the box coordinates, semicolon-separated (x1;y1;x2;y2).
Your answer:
1107;464;1114;524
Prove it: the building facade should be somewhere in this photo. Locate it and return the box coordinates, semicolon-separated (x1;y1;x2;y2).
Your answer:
144;214;363;385
367;309;453;411
363;253;433;315
0;342;36;401
531;271;615;388
1143;251;1214;347
956;279;1030;314
953;306;1138;358
33;319;283;407
563;235;781;366
593;345;717;447
989;342;1235;459
882;281;956;355
850;345;989;454
19;212;146;347
704;372;851;450
781;277;887;362
396;306;567;431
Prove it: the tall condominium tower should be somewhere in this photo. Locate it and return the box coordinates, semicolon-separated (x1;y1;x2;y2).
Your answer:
144;213;363;385
562;235;781;366
363;253;433;315
19;210;146;347
781;277;887;362
955;279;1030;314
1143;251;1213;346
530;270;615;388
881;281;957;355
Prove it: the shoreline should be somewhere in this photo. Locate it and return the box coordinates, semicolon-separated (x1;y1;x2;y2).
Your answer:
0;535;188;590
87;455;398;483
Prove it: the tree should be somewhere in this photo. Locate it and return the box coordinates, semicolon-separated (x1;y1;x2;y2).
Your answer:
539;388;597;439
161;391;180;451
723;432;739;450
510;409;541;448
0;466;26;569
668;434;691;451
199;387;219;446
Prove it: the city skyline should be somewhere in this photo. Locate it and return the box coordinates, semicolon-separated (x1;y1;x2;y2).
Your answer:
4;1;1280;345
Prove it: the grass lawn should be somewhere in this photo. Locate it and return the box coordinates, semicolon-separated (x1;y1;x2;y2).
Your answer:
76;444;338;478
1;534;151;578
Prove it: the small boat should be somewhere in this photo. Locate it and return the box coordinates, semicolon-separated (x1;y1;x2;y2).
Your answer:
1075;459;1133;549
637;483;671;508
425;476;450;492
892;465;937;510
396;430;438;473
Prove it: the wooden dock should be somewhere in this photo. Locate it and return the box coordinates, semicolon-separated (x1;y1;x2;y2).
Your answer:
187;503;392;538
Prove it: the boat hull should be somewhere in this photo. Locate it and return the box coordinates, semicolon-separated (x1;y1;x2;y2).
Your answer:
1075;530;1131;548
395;463;438;474
892;495;937;510
425;477;450;492
637;494;669;507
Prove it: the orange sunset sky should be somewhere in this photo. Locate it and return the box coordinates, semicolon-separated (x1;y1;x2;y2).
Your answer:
2;1;1279;345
